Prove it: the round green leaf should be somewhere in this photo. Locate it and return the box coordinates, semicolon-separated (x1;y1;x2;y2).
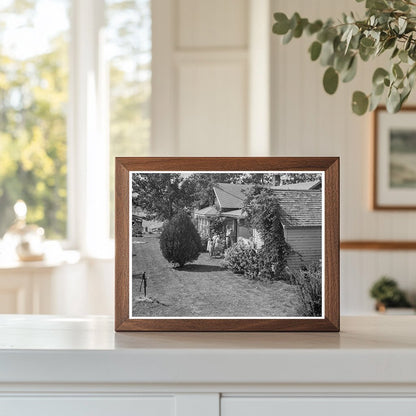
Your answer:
360;37;375;48
352;91;369;115
307;20;323;35
372;68;389;86
373;82;385;96
323;67;339;95
309;41;322;61
273;13;290;35
342;56;357;83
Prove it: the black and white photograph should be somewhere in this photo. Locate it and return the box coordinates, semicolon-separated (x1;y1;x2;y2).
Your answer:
130;171;324;319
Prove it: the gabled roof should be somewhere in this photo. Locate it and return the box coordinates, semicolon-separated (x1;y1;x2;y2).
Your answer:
213;183;251;209
222;209;246;219
195;206;219;217
271;180;321;190
212;183;322;227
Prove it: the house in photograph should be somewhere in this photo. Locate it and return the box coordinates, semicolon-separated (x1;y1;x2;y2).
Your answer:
195;182;322;268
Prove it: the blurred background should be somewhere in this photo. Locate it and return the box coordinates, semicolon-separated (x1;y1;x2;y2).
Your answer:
0;0;415;316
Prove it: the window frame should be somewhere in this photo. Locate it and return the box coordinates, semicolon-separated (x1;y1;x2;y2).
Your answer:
67;0;111;257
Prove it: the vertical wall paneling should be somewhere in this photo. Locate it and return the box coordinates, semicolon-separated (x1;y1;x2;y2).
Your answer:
152;0;250;156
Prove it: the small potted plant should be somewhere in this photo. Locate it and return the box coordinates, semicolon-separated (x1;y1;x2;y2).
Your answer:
370;276;413;313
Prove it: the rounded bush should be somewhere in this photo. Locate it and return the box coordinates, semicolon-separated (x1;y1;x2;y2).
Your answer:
224;240;260;279
160;211;202;267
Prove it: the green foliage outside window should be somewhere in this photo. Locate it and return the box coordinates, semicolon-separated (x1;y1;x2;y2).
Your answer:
0;1;69;238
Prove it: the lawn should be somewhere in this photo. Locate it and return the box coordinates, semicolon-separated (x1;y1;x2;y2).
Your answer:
132;234;303;317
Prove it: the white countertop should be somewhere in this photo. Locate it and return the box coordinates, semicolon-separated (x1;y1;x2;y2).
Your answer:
0;315;415;386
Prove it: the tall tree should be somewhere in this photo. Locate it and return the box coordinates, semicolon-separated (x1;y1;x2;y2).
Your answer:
132;173;186;220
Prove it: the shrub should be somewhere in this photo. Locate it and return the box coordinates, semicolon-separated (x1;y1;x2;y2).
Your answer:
224;240;260;279
160;211;202;267
243;188;291;280
290;261;322;317
370;276;411;308
209;215;227;237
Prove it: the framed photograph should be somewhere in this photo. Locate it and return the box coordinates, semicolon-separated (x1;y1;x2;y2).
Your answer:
373;106;416;209
115;157;339;332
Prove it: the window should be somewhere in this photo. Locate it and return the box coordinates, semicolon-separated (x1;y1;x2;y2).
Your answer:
106;0;151;237
0;0;151;251
0;0;70;239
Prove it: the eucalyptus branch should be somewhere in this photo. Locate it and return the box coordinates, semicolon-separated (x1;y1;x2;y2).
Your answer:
272;0;416;115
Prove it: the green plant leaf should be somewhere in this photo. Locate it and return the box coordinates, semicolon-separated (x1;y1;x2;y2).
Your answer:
360;37;375;48
293;18;309;38
342;56;357;82
391;47;399;59
273;13;290;34
323;67;339;94
372;67;389;86
307;20;323;35
282;29;293;44
369;92;383;111
387;87;401;112
393;63;404;79
352;91;369;115
383;37;396;50
309;41;322;61
320;40;335;66
334;52;351;72
399;49;408;63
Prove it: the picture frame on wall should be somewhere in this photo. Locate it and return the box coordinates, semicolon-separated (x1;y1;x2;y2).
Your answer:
373;106;416;210
115;157;339;332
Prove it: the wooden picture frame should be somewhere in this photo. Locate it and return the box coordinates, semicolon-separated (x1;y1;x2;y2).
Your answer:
373;106;416;210
115;157;339;332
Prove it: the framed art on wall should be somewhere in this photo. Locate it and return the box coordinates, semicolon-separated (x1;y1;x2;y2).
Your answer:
374;106;416;210
115;157;339;331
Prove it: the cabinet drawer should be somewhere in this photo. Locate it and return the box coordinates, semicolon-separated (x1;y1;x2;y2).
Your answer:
0;396;175;416
222;397;416;416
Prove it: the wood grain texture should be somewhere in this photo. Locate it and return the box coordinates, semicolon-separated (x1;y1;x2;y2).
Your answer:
373;106;416;210
341;241;416;250
114;157;340;332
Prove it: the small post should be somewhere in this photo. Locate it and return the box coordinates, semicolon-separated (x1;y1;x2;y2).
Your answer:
142;272;147;297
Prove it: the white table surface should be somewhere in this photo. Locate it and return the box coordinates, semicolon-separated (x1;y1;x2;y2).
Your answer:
0;315;415;386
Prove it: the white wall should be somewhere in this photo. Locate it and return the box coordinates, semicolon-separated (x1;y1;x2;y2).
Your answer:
270;0;416;313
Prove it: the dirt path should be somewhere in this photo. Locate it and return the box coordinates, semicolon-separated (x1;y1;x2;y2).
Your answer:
132;235;302;317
